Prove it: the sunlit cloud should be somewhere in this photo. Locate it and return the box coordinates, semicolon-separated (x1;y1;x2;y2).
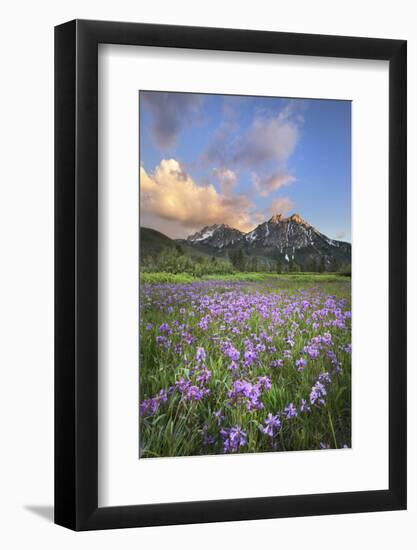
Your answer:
140;159;259;238
252;171;296;197
268;197;295;216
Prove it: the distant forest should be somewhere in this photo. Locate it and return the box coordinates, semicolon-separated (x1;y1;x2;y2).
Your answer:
140;245;351;277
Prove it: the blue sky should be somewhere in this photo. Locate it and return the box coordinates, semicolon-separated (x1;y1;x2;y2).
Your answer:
139;91;351;241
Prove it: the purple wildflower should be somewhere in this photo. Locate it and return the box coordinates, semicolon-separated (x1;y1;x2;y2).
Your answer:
318;372;331;385
244;350;257;365
284;403;298;419
310;381;327;406
203;434;216;445
222;341;240;361
196;367;211;385
228;379;264;411
140;389;168;418
257;376;272;391
213;410;224;426
196;346;206;363
220;425;247;453
304;345;320;359
261;413;281;437
184;385;204;401
296;358;307;372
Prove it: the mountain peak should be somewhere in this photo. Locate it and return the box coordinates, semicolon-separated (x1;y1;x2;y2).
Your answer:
178;213;350;267
269;213;283;224
268;213;310;227
289;213;309;226
187;223;244;246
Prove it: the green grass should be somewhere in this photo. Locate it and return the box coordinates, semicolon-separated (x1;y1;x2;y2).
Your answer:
140;272;197;284
203;272;349;283
141;271;351;285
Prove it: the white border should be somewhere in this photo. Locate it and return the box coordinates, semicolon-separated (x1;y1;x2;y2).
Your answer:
98;44;389;507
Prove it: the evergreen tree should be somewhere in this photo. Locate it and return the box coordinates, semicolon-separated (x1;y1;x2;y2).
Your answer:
249;256;258;272
230;249;246;271
331;258;339;272
237;249;246;271
289;258;300;273
307;258;317;273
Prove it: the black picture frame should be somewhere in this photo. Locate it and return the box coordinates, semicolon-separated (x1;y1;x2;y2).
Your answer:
55;19;407;531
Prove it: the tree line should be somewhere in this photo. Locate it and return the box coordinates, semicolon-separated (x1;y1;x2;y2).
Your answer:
140;246;351;276
229;249;350;274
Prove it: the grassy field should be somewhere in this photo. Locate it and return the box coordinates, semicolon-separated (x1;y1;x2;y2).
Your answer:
139;274;351;458
140;271;350;285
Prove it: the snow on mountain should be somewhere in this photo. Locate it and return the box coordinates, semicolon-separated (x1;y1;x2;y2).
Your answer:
180;213;351;268
187;224;245;248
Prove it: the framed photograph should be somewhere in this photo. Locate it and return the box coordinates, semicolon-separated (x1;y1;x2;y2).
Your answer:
55;19;406;530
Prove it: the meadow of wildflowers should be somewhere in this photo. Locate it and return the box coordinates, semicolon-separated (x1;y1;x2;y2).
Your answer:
139;277;351;458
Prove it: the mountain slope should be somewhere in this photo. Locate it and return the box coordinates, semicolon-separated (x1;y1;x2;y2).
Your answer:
178;213;351;269
187;224;244;248
140;227;176;256
140;226;210;260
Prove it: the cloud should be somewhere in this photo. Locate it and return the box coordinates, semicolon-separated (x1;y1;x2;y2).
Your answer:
335;231;346;240
232;115;299;167
141;91;202;149
252;171;295;197
140;159;258;237
202;104;301;172
268;197;295;215
203;120;237;167
253;211;268;224
213;167;237;194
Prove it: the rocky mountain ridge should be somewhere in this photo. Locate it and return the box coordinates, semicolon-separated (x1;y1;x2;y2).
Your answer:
181;213;351;269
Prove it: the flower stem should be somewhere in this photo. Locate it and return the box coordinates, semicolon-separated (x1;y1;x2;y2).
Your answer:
327;409;337;448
